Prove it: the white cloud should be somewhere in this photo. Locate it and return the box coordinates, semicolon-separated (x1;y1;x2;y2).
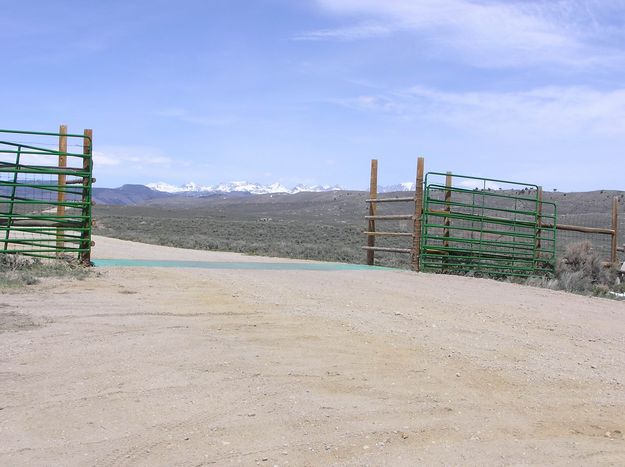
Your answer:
333;94;405;113
92;145;194;186
410;85;625;136
295;22;391;41
305;0;625;68
92;151;120;167
94;146;174;168
338;85;625;137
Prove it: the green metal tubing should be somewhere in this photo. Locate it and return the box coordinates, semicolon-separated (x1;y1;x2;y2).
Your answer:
0;166;90;176
0;129;93;260
423;221;539;240
425;181;557;217
421;257;554;272
3;145;21;250
2;239;86;250
0;181;88;192
0;227;89;235
422;244;540;261
421;260;539;272
426;210;539;230
420;264;552;279
424;234;538;252
0;212;89;222
425;195;557;220
426;184;543;206
425;172;540;193
0;199;89;209
425;203;557;229
0;148;88;159
421;253;553;268
422;226;556;246
427;196;551;219
421;172;557;277
0;128;92;144
0;248;87;256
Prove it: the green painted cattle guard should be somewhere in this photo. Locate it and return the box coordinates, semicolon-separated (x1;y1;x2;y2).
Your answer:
420;172;556;277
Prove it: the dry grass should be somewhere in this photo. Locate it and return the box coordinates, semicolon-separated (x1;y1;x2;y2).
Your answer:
0;254;90;289
525;241;621;297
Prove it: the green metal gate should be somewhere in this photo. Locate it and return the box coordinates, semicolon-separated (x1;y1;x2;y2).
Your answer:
0;128;94;263
420;172;556;277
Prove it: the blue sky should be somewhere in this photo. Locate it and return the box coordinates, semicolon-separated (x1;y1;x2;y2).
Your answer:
3;0;625;191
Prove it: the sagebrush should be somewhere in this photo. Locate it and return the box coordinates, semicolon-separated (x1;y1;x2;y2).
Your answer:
0;254;90;289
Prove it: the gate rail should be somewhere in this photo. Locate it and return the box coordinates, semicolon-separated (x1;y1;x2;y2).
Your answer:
0;127;94;263
421;172;557;277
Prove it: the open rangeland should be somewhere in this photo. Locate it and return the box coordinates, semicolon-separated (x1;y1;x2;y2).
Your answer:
1;236;624;465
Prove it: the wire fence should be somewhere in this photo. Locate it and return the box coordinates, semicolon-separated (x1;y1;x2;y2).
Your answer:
364;159;623;273
553;193;624;265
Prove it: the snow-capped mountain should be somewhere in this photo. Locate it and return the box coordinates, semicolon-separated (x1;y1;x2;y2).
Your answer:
146;182;210;193
292;184;342;194
147;181;343;195
379;182;415;193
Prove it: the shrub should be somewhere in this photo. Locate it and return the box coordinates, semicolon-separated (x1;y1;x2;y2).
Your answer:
0;254;89;289
554;241;617;295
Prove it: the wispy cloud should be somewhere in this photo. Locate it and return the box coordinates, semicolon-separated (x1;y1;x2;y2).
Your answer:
92;151;121;167
338;85;625;137
304;0;625;68
294;22;391;41
94;146;175;168
332;94;405;113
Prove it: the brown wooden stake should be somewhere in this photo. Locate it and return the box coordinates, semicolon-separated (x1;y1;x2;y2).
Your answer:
535;186;543;257
366;159;378;265
612;196;619;265
56;124;68;254
443;172;452;248
411;157;425;271
80;129;93;265
442;171;452;271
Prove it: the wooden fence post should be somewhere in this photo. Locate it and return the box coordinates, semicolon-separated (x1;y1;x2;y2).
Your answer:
612;196;619;265
443;172;452;249
442;171;452;271
411;157;424;271
80;129;93;265
366;159;378;265
536;186;543;256
56;124;67;254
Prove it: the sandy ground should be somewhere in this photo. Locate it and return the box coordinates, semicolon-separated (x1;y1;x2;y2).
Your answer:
1;236;624;466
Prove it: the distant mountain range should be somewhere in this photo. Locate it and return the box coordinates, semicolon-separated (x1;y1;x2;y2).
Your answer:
379;182;416;193
146;181;344;195
91;181;417;205
146;181;417;195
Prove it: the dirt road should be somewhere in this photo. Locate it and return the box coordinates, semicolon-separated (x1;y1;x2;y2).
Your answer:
1;236;624;465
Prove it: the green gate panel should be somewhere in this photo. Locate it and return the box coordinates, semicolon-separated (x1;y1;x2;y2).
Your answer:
0;129;93;263
420;172;556;278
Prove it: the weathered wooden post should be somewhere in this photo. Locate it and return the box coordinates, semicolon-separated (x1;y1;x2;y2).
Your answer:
441;171;452;271
411;157;424;271
56;124;67;254
443;172;452;249
366;159;378;265
535;186;543;259
612;196;619;266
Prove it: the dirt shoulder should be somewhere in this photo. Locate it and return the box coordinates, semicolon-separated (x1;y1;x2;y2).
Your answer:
1;236;624;465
